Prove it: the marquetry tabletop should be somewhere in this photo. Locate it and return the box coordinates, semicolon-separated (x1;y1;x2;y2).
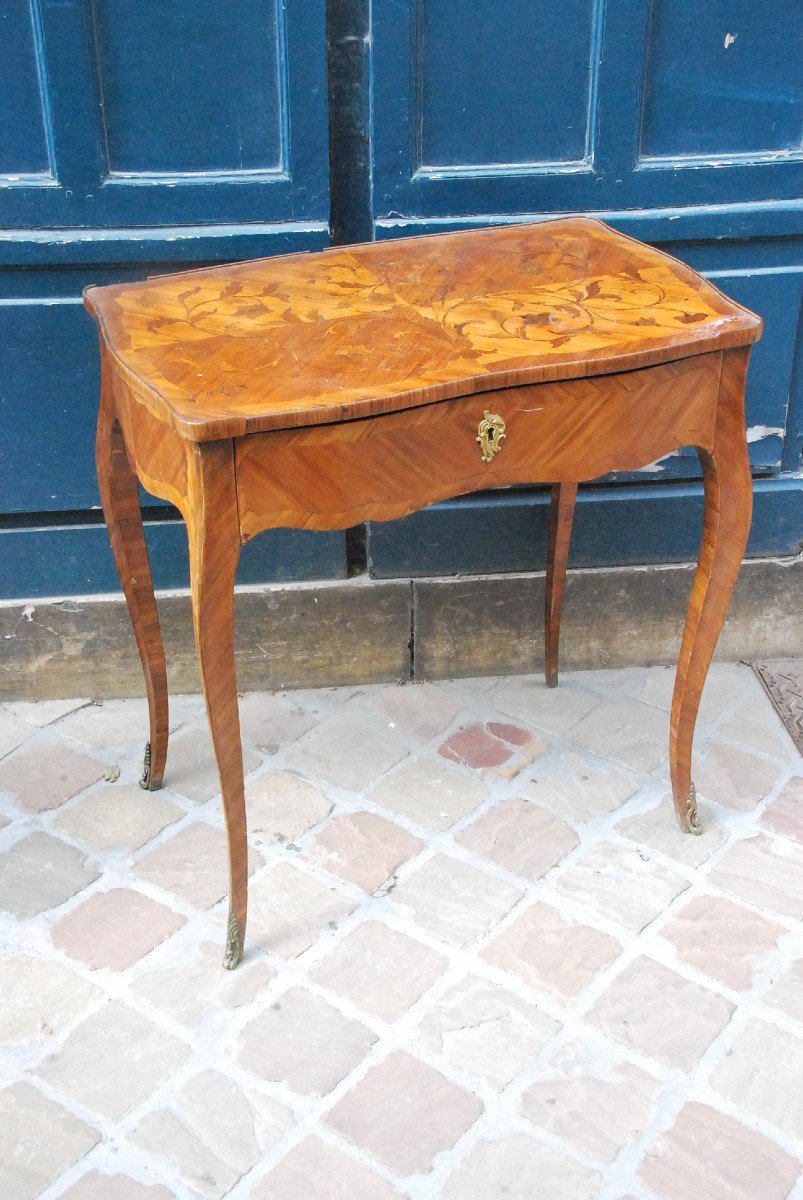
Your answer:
85;218;760;440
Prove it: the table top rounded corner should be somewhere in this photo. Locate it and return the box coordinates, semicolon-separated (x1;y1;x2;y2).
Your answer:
87;217;762;442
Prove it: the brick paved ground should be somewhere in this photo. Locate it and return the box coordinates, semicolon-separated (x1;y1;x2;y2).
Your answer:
0;663;801;1200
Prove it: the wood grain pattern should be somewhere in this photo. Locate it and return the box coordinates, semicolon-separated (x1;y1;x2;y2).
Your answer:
95;343;169;790
545;483;578;688
235;354;721;536
84;218;761;441
185;441;247;968
112;374;189;514
670;346;754;834
87;221;762;966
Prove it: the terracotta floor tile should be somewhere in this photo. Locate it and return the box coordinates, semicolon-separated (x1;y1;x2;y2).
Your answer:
482;901;621;1002
284;716;407;791
135;822;262;910
710;1019;803;1140
235;986;376;1096
413;973;560;1087
441;1133;601;1200
0;832;99;918
33;1000;188;1120
51;887;185;971
53;783;182;851
522;1040;663;1162
390;853;523;946
709;833;803;918
253;1135;403;1200
325;1051;483;1176
0;1082;100;1200
760;775;803;843
0;740;105;813
659;894;785;990
639;1101;800;1200
303;810;422;891
129;1069;292;1199
308;920;447;1021
457;797;578;880
587;956;734;1070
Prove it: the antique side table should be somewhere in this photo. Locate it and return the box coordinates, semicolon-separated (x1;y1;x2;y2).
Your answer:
84;219;762;967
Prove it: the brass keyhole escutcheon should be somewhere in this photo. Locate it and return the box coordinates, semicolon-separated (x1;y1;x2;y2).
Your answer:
477;410;506;462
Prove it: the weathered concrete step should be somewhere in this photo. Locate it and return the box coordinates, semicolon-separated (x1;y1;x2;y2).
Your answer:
0;557;800;700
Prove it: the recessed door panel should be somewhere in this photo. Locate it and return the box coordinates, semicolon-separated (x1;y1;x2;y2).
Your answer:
417;0;596;170
640;2;803;161
0;0;328;227
0;1;52;177
0;300;99;512
89;0;284;176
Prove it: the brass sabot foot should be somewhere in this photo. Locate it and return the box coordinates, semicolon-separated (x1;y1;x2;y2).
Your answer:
682;783;703;836
139;740;164;791
223;911;244;970
139;741;152;790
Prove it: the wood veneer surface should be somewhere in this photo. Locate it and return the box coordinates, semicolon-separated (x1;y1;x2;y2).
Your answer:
235;354;721;535
84;218;761;441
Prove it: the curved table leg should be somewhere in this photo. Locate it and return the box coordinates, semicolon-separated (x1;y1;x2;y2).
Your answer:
670;349;753;834
95;355;169;790
186;442;247;968
545;483;578;688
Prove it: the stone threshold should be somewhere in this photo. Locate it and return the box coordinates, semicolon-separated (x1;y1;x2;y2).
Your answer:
0;555;800;701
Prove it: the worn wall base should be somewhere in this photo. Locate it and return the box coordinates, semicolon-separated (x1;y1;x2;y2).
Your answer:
0;581;411;701
1;557;800;701
413;555;802;679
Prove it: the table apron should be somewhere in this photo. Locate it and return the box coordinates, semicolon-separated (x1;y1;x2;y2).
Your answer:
234;352;721;537
111;367;189;515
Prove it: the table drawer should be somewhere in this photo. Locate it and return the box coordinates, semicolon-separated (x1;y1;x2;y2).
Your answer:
235;353;721;537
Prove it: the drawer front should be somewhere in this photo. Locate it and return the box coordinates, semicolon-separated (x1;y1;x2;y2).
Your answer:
236;353;721;537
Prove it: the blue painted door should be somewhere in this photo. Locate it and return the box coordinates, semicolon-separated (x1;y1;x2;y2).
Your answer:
2;2;801;598
360;0;803;575
0;0;341;597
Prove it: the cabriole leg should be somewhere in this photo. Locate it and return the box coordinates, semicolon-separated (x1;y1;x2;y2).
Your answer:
95;355;169;790
670;349;753;834
186;442;247;968
544;482;578;688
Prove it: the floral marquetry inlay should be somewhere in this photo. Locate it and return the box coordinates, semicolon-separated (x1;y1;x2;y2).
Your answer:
85;218;761;440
